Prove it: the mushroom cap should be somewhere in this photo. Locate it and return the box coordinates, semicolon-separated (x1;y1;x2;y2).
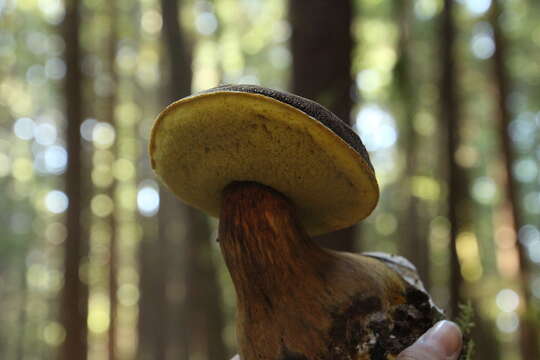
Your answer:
149;84;379;236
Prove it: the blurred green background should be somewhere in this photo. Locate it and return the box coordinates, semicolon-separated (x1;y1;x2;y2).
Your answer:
1;0;540;359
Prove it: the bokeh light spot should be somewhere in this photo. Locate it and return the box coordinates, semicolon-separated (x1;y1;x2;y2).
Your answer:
513;158;538;183
44;145;67;174
92;122;116;149
414;0;441;20
113;158;135;181
527;240;540;263
37;0;65;24
496;289;520;312
411;176;440;201
91;194;114;217
456;232;483;282
45;222;67;245
471;30;495;59
26;64;47;86
88;294;110;334
496;312;519;333
461;0;492;15
141;9;163;34
196;12;218;35
356;69;383;94
13;158;34;181
43;322;66;346
92;164;114;188
509;116;536;149
45;190;69;214
137;183;160;216
118;284;140;306
519;225;540;246
45;57;66;80
14;117;35;140
354;105;397;152
471;176;497;205
455;145;478;168
34;123;57;146
80;118;98;141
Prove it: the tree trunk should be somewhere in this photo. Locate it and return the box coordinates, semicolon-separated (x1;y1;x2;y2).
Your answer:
471;303;500;360
289;0;357;252
439;0;467;318
183;210;228;360
105;1;118;359
15;263;28;360
159;202;181;360
136;224;160;360
489;1;540;358
159;0;228;358
60;0;88;359
392;0;430;287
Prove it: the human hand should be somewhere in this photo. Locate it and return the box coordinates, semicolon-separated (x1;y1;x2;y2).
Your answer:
397;320;462;360
230;320;462;360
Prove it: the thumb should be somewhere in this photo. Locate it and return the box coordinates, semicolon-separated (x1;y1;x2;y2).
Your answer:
397;320;463;360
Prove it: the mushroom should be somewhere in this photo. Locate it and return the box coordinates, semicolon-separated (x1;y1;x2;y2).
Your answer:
150;84;444;360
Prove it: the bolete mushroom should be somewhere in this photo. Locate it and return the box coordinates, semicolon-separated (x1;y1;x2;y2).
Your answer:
150;84;444;360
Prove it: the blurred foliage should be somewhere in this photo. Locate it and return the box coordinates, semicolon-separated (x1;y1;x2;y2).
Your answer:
1;0;540;359
456;301;476;360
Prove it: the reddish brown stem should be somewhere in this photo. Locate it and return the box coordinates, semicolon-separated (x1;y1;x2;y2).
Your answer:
218;182;435;360
219;182;326;307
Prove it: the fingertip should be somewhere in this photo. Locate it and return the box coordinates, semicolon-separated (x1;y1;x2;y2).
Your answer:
418;320;463;359
428;321;462;356
397;320;463;360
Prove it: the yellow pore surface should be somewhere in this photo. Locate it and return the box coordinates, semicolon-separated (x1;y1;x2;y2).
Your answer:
150;91;379;236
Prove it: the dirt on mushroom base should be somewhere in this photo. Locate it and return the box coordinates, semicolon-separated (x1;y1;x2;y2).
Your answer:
324;287;441;360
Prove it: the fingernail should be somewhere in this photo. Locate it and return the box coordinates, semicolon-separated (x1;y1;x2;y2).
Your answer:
418;320;463;358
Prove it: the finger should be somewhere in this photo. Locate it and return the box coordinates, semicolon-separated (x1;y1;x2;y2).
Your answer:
397;320;462;360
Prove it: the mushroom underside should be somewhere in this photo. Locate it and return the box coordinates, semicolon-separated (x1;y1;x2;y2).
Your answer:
151;92;378;236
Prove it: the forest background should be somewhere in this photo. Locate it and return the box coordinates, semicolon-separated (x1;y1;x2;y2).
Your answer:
1;0;540;359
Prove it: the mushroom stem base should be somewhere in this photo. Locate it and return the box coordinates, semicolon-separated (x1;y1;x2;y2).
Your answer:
218;181;437;360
